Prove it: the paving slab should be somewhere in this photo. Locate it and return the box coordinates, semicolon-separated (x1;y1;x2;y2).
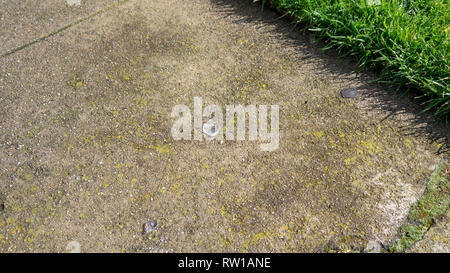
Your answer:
0;0;448;252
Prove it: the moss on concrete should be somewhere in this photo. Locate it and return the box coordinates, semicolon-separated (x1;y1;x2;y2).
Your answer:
390;161;450;253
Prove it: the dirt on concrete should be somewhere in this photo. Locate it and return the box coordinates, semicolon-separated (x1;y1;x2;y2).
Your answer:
0;0;448;252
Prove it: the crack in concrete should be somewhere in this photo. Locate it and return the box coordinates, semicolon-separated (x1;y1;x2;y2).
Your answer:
0;0;131;59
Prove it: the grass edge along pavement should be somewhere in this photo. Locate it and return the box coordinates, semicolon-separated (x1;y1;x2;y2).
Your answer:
255;0;449;119
389;159;450;253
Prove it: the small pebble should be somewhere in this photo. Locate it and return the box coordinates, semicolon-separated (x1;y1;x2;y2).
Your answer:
340;87;358;98
142;220;158;234
364;240;382;253
66;241;81;253
66;0;81;6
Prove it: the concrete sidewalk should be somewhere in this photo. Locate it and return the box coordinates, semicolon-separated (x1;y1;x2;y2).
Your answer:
0;0;448;252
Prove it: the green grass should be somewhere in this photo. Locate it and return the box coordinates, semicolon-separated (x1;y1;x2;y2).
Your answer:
257;0;449;119
390;161;449;252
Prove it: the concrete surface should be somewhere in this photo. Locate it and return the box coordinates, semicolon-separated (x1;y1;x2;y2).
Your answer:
0;0;448;252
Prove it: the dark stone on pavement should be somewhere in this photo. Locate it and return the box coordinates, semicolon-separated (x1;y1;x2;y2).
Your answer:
340;87;358;98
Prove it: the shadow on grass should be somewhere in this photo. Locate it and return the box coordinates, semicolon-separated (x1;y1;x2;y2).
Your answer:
210;0;449;154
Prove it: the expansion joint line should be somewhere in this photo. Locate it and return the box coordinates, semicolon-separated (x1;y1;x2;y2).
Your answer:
0;0;131;59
